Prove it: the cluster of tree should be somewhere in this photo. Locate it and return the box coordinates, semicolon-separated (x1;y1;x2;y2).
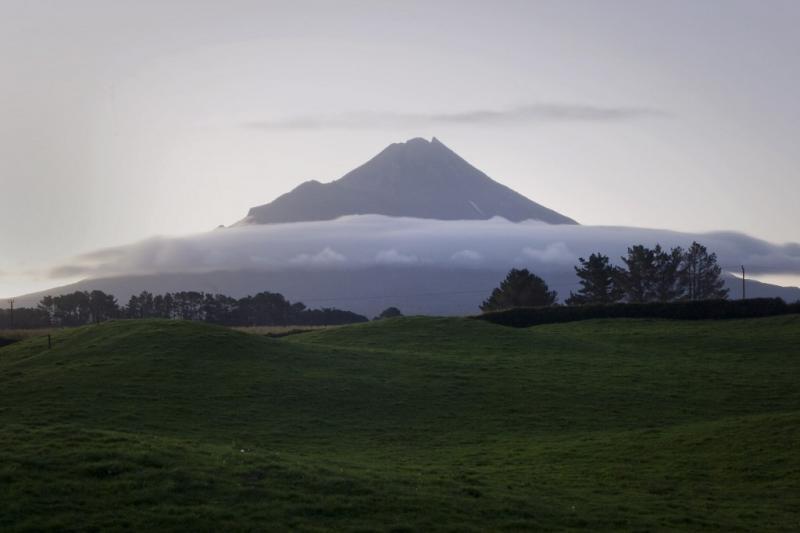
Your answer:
481;241;729;312
0;306;51;330
4;290;368;329
567;241;728;305
38;291;120;327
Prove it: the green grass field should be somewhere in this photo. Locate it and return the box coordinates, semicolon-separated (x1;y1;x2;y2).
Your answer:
1;316;799;531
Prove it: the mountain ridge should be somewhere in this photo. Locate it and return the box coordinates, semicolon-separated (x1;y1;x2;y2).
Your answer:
237;137;577;225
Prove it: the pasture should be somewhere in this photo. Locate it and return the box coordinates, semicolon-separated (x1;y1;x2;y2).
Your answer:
1;316;798;531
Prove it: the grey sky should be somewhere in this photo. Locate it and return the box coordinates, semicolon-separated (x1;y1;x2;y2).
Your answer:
1;0;799;296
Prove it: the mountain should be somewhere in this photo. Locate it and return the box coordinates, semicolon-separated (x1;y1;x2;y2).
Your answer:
237;137;577;225
12;138;798;314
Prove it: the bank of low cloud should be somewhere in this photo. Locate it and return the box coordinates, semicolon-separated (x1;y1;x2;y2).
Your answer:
47;216;800;285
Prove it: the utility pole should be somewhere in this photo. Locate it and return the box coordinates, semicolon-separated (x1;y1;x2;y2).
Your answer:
741;265;746;300
7;298;14;329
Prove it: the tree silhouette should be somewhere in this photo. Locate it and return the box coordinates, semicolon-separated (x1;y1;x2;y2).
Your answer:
375;307;403;320
481;269;557;312
680;241;728;300
653;245;686;302
565;253;624;305
89;290;118;323
32;289;367;327
618;245;659;303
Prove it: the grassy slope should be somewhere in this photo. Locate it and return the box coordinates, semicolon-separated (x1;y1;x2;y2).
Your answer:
0;317;799;531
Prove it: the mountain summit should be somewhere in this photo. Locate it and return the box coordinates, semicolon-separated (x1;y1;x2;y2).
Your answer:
237;137;577;225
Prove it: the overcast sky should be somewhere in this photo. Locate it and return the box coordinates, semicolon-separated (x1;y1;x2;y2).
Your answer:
1;0;799;296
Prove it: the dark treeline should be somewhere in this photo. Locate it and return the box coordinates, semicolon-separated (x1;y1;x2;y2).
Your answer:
0;306;51;330
567;241;729;305
481;241;733;312
3;290;368;329
476;245;800;326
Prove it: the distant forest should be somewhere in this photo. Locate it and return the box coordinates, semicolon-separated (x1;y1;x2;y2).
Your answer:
2;291;369;329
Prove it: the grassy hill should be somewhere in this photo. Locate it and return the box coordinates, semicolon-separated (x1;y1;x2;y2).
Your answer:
1;317;799;531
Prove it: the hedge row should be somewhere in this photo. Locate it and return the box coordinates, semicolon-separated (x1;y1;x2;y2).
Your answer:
476;298;800;328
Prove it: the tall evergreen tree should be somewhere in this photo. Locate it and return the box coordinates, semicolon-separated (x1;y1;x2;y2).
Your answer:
619;245;658;303
161;293;175;319
652;245;686;302
138;291;155;318
37;296;55;325
481;268;557;312
126;294;141;319
680;241;729;300
565;253;624;305
88;290;118;323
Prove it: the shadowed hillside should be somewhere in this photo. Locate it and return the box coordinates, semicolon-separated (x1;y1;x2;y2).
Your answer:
1;317;799;530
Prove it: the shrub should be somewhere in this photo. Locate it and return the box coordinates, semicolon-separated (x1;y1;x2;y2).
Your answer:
481;269;557;312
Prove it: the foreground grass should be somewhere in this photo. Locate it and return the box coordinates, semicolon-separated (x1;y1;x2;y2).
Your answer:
1;316;799;530
232;324;339;337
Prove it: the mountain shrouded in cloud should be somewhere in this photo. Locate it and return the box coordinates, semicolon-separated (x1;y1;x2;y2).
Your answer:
237;137;577;225
10;137;799;314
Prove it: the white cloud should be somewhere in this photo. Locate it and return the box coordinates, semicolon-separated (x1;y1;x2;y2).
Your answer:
451;249;483;263
290;247;347;267
375;249;418;265
521;242;576;265
42;215;800;284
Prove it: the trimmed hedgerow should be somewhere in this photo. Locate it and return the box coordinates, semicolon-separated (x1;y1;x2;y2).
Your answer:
475;298;794;328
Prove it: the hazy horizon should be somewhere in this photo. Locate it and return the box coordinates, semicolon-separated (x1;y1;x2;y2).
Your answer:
2;0;800;297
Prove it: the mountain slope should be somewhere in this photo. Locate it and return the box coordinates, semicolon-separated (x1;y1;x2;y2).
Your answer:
239;137;577;225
